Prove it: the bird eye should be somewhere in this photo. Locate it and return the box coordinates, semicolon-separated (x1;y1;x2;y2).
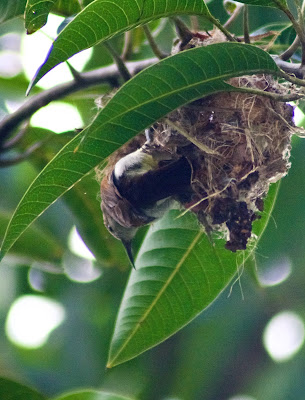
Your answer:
107;225;114;233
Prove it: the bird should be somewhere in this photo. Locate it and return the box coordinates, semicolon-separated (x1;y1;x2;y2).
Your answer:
100;134;192;267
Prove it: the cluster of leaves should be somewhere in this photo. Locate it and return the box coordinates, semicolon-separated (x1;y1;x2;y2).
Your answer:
0;0;305;399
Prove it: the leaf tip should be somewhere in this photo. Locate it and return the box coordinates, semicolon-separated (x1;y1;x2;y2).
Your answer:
0;249;5;263
26;65;43;95
26;79;35;96
26;43;55;95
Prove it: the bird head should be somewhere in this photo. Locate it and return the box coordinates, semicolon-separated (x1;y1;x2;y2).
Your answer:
102;205;138;267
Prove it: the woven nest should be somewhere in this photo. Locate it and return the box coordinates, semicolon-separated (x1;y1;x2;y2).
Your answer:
151;73;294;251
150;30;295;251
99;30;298;252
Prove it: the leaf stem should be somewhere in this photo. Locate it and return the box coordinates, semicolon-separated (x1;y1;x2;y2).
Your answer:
231;85;304;102
208;15;236;41
121;31;134;61
1;122;29;151
0;141;44;167
243;5;250;44
142;24;167;59
103;42;132;82
277;68;305;86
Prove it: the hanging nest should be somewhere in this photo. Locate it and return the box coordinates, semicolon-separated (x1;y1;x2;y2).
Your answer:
150;72;294;251
99;30;299;252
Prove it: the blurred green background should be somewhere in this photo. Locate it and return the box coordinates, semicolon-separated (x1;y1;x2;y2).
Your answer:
0;1;305;399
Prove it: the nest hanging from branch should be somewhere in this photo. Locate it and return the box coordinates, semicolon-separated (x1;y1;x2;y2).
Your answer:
98;29;299;252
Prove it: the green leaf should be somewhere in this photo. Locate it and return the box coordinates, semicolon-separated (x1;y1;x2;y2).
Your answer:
28;0;213;90
107;183;280;367
0;0;27;24
0;209;64;263
25;0;58;34
0;377;45;400
25;0;94;34
52;0;94;16
52;390;134;400
0;43;279;261
237;0;288;9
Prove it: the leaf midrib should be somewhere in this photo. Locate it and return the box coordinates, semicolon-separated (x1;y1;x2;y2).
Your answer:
88;68;278;139
108;230;203;366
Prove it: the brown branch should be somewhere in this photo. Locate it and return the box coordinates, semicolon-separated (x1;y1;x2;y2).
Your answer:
0;58;158;146
1;54;304;150
279;35;300;61
272;56;305;78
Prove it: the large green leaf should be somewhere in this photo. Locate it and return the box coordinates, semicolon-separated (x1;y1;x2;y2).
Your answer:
52;0;94;16
0;43;279;261
0;0;27;24
237;0;288;8
52;390;134;400
28;0;213;90
107;183;280;367
0;377;45;400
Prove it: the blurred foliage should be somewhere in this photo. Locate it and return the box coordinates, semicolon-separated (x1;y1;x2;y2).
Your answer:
0;1;305;400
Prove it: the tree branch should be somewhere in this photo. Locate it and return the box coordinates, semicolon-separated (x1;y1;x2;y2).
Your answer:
0;58;158;146
273;56;305;78
279;34;300;61
1;55;304;149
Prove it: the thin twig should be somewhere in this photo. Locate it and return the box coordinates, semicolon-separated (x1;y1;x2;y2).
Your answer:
190;16;199;32
208;15;236;42
178;179;233;217
0;141;43;167
272;55;305;77
103;42;131;82
121;31;134;61
1;122;30;150
276;0;305;65
164;118;220;156
0;58;158;145
278;68;305;86
243;5;250;44
232;85;304;102
224;3;244;29
143;24;167;59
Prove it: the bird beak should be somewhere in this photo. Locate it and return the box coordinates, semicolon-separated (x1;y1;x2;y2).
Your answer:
121;239;135;269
